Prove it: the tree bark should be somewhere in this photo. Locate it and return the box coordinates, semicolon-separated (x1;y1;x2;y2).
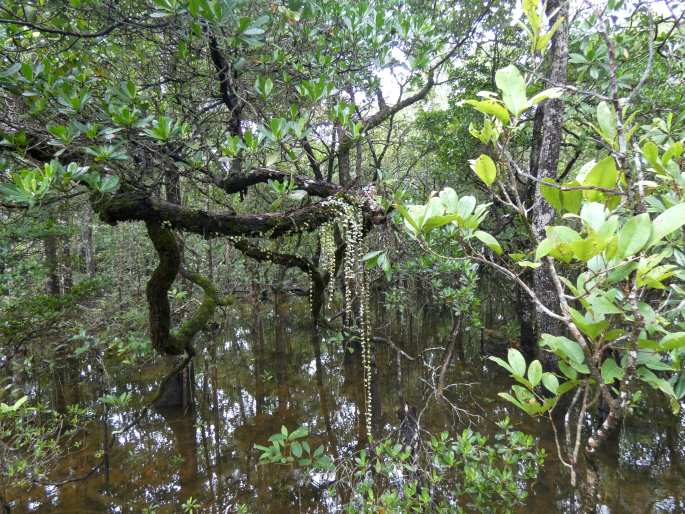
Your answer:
44;234;60;295
81;204;97;277
531;0;568;343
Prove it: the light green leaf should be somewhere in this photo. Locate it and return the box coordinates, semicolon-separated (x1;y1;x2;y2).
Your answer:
648;203;685;248
422;214;462;234
474;230;503;255
528;360;543;387
456;196;476;219
495;65;529;116
659;332;685;350
438;187;459;212
601;358;624;384
580;202;606;232
489;355;513;374
596;101;617;146
540;178;562;211
469;154;497;187
464;99;510;124
582;156;618;201
617;213;652;258
529;87;564;105
541;373;559;394
540;334;585;364
507;348;526;376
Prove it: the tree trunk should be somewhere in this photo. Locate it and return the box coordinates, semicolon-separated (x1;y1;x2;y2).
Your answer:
59;222;73;293
337;124;351;186
81;204;97;277
44;234;60;295
531;0;568;343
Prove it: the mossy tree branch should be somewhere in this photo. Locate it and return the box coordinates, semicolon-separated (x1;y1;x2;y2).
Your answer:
145;220;231;356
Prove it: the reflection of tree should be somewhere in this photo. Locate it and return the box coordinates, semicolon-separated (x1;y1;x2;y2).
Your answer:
52;353;82;414
311;332;339;460
157;407;199;506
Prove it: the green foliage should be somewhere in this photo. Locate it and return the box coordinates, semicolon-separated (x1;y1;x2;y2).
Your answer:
255;425;333;469
257;420;543;514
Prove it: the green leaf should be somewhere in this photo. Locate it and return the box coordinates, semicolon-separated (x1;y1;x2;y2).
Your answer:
601;358;624;384
529;87;563;105
488;355;513;374
540;334;585;364
541;373;559;394
558;361;578;380
596;101;617;147
527;360;542;387
474;230;503;255
288;425;308;440
582;156;617;201
464;99;510;124
659;332;685;350
560;182;583;214
648;203;685;248
495;65;529;116
396;204;420;237
587;293;622;316
422;214;461;234
568;308;604;338
498;392;525;411
438;187;459;212
617;213;652;258
507;348;526;376
456;196;476;219
469;154;497;187
291;441;303;458
541;179;562;211
580;202;606;232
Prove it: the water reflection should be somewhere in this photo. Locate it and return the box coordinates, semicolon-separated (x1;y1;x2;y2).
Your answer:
7;297;685;513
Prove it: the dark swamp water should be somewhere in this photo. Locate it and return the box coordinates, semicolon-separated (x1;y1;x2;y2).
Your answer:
6;294;685;513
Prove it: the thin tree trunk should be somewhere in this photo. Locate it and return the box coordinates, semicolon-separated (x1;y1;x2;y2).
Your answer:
44;234;60;295
531;0;568;345
82;204;97;277
337;124;351;186
59;221;73;293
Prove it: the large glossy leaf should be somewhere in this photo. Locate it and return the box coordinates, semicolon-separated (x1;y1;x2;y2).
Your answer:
617;213;652;258
507;348;526;376
660;332;685;350
596;101;617;146
582;156;617;201
527;360;542;387
463;99;510;124
648;203;685;248
540;334;585;364
601;358;624;384
495;65;528;116
469;154;497;187
438;187;459;213
474;230;503;255
541;373;559;394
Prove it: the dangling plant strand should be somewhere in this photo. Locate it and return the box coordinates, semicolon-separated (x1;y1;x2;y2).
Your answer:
319;222;337;311
318;197;373;436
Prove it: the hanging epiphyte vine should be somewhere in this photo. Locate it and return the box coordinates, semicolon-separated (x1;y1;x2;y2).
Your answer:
319;222;336;311
319;196;373;437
